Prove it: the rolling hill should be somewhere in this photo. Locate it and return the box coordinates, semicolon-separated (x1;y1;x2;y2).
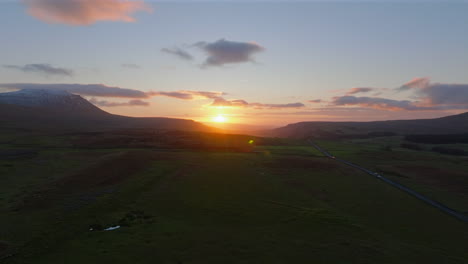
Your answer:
270;112;468;138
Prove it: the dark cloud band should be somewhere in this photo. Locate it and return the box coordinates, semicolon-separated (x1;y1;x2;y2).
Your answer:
195;39;265;67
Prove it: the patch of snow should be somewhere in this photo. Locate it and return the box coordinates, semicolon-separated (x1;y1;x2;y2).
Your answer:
104;225;121;231
0;88;98;112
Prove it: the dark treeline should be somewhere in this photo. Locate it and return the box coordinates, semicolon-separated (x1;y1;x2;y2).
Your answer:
432;146;467;156
367;131;397;137
311;130;397;140
405;134;468;144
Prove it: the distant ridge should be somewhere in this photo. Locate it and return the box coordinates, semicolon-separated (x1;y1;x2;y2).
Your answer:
271;112;468;138
0;89;213;132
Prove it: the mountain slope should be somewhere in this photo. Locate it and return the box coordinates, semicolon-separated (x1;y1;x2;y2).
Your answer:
0;89;106;114
0;89;212;132
271;112;468;138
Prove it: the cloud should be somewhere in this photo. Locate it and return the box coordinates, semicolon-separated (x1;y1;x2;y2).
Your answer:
0;83;148;98
89;98;149;107
210;98;249;107
23;0;152;25
121;63;141;69
161;47;194;61
195;39;265;67
397;78;468;107
346;87;374;95
308;99;322;103
148;90;226;100
210;97;305;109
4;64;73;77
0;83;227;102
149;91;194;100
399;77;430;91
331;95;468;111
247;108;451;123
251;102;305;109
331;96;431;111
328;78;468;111
421;83;468;106
188;91;226;99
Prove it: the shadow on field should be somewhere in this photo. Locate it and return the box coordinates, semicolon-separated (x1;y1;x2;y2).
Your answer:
12;151;156;211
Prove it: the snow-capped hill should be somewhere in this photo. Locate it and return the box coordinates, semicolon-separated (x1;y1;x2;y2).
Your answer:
0;88;212;132
0;89;104;113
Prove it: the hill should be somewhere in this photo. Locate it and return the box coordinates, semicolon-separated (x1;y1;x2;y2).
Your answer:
0;89;213;132
270;112;468;139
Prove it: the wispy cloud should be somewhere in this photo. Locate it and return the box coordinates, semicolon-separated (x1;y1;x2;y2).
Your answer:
210;97;304;109
399;77;430;91
210;98;249;107
4;64;73;77
149;91;194;100
251;102;305;109
194;39;265;67
345;87;374;95
308;99;322;103
148;90;226;100
161;47;194;61
89;98;149;107
331;96;430;111
187;91;226;99
23;0;152;25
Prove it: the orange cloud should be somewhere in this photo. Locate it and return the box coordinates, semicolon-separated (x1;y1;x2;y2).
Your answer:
23;0;152;25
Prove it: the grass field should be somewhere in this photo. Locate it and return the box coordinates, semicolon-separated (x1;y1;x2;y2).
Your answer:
1;130;467;263
316;137;468;213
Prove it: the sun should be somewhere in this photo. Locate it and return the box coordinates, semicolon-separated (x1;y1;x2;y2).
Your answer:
213;115;227;123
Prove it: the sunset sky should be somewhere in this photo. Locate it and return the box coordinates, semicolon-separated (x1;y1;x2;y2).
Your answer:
1;0;468;126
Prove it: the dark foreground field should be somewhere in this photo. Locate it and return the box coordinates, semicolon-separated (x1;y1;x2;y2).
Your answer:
0;129;467;263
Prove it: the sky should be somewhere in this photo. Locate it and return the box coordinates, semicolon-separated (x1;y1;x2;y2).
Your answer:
1;0;468;127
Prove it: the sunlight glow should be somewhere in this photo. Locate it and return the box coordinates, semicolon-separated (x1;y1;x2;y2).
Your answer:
213;115;227;123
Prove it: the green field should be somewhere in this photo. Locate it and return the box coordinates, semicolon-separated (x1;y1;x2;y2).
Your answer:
1;131;467;263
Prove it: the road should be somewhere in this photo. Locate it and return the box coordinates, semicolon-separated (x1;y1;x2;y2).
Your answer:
308;140;468;223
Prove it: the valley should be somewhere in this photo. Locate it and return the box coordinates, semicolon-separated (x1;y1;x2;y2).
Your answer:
1;128;467;263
